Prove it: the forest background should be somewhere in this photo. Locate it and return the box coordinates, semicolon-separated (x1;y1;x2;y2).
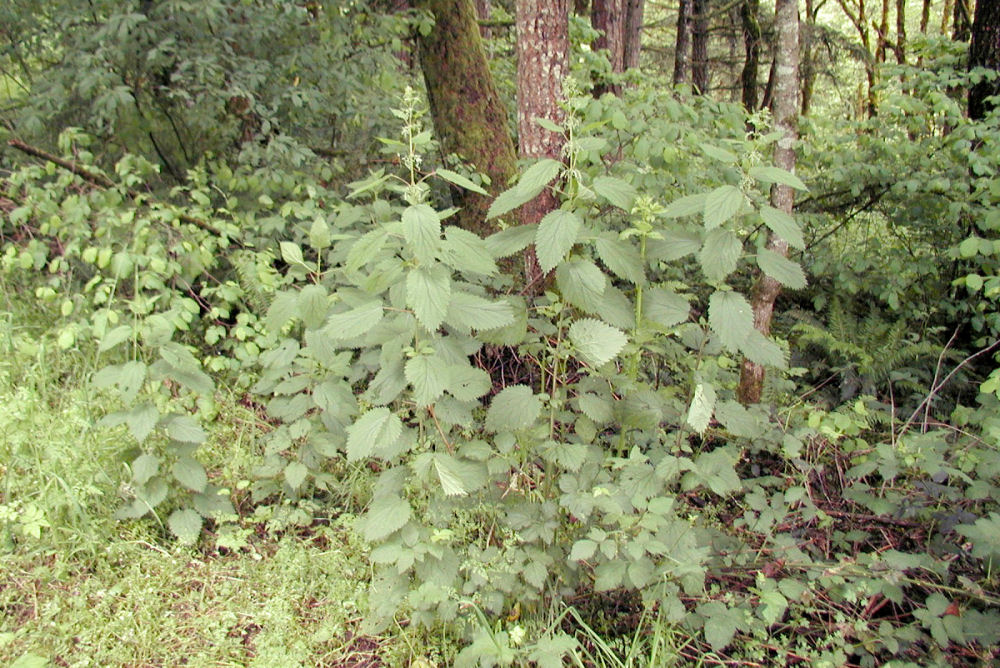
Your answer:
2;0;1000;665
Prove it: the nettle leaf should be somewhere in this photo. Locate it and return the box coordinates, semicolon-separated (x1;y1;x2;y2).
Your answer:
699;228;742;281
595;235;645;285
757;249;807;289
266;290;298;333
284;460;309;490
323;300;384;339
446;291;514;331
593;176;637;210
443;227;497;276
487;158;562;219
569;319;628;367
297;284;329;330
131;453;159;486
432;453;469;496
651;229;702;262
446;364;492;401
749;165;808;191
555;259;606;313
686;382;716;434
165;414;207;444
345;227;389;272
402;203;441;265
643;287;690;329
98;324;132;352
485;385;542;432
347;408;403;461
172;456;208;492
700;602;743;651
361;493;411;542
535;209;582;273
126;404;159;443
739;330;787;368
663;193;706;218
280;241;305;266
484;224;537;258
714;400;759;437
405;354;451;406
594;560;628;591
759;205;805;250
703;185;746;229
406;264;452;330
436;168;488;195
708;290;754;354
701;143;738;163
168;508;203;545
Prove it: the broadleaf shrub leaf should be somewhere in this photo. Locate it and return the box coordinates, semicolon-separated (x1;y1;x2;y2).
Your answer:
703;185;745;229
757;249;807;289
402;203;441;265
406;265;451;330
568;318;628;367
555;259;606;313
699;228;742;281
168;508;203;545
485;385;542;433
708;290;754;354
347;408;403;461
593;176;637;210
323;300;384;339
759;205;805;249
535;209;582;273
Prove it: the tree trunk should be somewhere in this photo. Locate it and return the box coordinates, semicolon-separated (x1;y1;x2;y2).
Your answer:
942;0;954;35
895;0;906;63
623;0;645;70
674;0;693;85
876;0;889;63
969;0;1000;120
592;0;626;95
920;0;931;34
416;0;518;237
575;0;590;14
738;0;800;404
954;0;972;41
801;0;817;114
741;0;762;110
475;0;493;38
517;0;569;289
692;0;710;93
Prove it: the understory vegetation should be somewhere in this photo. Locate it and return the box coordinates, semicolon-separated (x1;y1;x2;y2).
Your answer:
2;1;1000;666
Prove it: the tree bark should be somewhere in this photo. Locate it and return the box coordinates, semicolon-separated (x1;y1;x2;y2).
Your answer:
592;0;626;96
942;0;954;34
920;0;931;34
416;0;518;237
517;0;569;289
674;0;693;85
895;0;906;63
623;0;645;70
692;0;710;93
741;0;762;110
954;0;972;41
801;0;818;114
475;0;493;37
969;0;1000;120
738;0;800;404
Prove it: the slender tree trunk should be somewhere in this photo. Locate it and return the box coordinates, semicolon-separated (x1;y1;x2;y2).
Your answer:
920;0;931;34
876;0;889;63
895;0;905;63
416;0;518;236
623;0;645;70
942;0;954;35
575;0;590;14
969;0;1000;120
592;0;626;96
742;0;762;110
475;0;493;38
692;0;710;93
517;0;569;289
954;0;972;41
801;0;817;114
738;0;800;404
674;0;693;85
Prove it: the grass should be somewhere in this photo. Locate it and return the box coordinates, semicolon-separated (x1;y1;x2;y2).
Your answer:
0;293;457;667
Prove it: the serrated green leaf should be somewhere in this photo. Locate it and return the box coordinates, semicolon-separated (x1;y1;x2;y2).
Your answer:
297;284;328;330
663;193;707;218
749;165;808;191
165;414;207;444
345;228;389;272
309;216;331;250
699;228;742;281
739;330;787;368
757;249;807;289
593;176;638;210
406;265;451;331
433;454;468;496
99;324;132;352
436;168;488;195
701;143;738;163
168;508;203;544
595;235;645;285
484;224;537;258
284;461;309;490
702;604;741;651
529;634;579;668
703;185;746;229
405;354;450;406
535;209;582;273
361;493;411;541
116;360;146;403
265;290;298;333
578;392;613;424
280;241;305;266
443;227;497;275
126;404;159;443
687;383;716;434
569;319;628;367
643;287;689;329
594;560;627;591
323;300;384;339
555;259;606;313
714;400;759;437
347;408;403;461
708;290;754;354
598;284;636;329
651;229;702;261
759;205;805;249
173;456;208;492
446;291;514;332
485;385;542;432
447;364;492;401
533;116;565;133
131;453;159;486
402;204;441;265
570;539;598;561
487;159;562;219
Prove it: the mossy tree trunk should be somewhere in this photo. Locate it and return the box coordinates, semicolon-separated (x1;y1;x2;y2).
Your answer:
741;0;762;110
969;0;1000;120
738;0;800;404
415;0;517;237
